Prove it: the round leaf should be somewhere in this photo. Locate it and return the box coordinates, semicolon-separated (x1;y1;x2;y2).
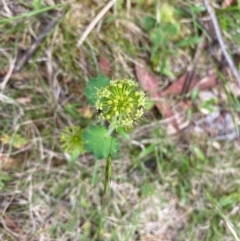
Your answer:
83;126;119;159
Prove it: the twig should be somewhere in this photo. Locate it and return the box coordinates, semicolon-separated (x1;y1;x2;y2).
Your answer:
181;36;206;94
203;0;240;85
0;56;15;90
179;6;212;41
14;12;62;72
1;0;12;17
0;208;25;236
77;0;117;48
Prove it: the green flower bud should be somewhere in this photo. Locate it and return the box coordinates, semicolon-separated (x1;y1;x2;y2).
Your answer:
96;79;147;129
60;126;85;155
160;3;175;24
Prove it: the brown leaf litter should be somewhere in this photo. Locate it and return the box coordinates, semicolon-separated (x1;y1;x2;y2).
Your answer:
135;62;220;135
185;110;240;141
0;156;24;170
99;55;111;77
135;63;180;132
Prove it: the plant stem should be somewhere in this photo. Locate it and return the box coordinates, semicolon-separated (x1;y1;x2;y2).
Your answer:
106;125;115;137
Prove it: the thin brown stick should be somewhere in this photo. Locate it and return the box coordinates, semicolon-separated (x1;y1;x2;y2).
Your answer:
0;208;24;235
181;36;206;94
0;55;15;90
14;12;62;72
203;0;240;85
77;0;117;48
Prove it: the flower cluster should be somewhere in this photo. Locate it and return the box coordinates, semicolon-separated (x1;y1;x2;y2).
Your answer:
96;79;146;129
60;126;85;155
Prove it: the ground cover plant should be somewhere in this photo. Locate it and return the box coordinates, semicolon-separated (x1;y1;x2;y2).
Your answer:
0;0;240;240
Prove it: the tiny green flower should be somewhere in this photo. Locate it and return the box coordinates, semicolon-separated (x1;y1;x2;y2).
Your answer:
60;126;85;155
96;79;147;129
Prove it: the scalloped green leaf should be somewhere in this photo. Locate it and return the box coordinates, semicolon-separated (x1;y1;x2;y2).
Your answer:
83;126;119;159
142;16;155;31
84;74;110;105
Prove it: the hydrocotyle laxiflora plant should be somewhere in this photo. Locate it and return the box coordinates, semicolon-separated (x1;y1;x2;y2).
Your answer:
61;76;148;194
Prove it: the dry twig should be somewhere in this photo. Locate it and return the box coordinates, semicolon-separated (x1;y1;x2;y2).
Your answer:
14;12;62;72
0;208;25;236
77;0;117;48
0;55;15;90
203;0;240;85
181;36;206;94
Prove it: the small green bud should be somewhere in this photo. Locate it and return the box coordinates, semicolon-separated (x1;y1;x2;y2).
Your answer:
60;126;85;155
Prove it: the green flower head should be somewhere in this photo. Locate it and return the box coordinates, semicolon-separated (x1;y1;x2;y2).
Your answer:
96;79;147;129
60;126;85;155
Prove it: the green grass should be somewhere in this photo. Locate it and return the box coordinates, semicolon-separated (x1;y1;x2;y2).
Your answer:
0;1;240;240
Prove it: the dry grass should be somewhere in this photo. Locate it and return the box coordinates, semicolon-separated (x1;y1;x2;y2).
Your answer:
0;1;240;241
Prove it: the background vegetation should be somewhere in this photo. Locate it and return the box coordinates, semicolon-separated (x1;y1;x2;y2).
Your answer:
0;0;240;240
